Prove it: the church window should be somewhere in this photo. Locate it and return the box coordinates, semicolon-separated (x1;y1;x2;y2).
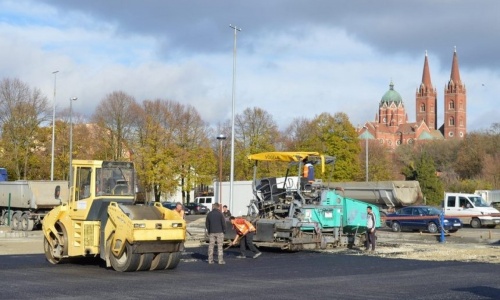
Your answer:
430;105;434;112
383;117;386;123
449;100;455;109
449;131;454;137
459;132;464;137
420;104;425;112
408;139;414;144
459;118;463;126
379;139;384;144
449;117;455;126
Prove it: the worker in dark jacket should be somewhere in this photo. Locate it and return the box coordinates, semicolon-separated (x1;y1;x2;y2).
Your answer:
205;203;226;264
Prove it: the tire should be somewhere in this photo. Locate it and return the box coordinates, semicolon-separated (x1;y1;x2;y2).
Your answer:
487;225;497;229
136;253;154;271
427;222;438;234
12;212;22;231
391;222;401;232
470;218;482;229
164;252;181;270
109;239;141;272
21;214;35;231
150;253;169;270
1;213;10;226
44;222;68;264
449;229;458;233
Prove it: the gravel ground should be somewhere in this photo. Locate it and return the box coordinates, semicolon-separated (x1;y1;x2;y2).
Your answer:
321;241;500;264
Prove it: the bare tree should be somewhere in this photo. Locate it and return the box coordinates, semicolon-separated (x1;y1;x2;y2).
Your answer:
92;91;138;160
0;78;48;179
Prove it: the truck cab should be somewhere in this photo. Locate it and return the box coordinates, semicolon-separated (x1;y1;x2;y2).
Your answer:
443;192;500;228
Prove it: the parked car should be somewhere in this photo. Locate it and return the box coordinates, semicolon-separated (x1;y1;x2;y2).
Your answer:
185;202;210;215
148;201;191;215
385;206;462;233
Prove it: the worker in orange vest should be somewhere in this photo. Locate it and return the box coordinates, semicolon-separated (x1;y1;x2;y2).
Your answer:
230;216;262;259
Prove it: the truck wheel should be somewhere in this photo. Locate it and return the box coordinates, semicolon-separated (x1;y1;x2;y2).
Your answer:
164;252;181;270
391;222;401;232
136;253;154;271
12;212;22;230
109;240;141;272
21;214;35;231
470;218;482;228
427;222;438;234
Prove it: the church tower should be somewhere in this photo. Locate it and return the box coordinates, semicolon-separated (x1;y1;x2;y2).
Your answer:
443;48;466;139
416;51;437;130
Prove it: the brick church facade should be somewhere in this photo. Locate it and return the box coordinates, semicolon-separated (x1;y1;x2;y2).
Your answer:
358;49;467;149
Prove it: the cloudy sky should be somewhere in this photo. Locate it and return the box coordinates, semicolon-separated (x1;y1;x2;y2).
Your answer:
1;0;499;132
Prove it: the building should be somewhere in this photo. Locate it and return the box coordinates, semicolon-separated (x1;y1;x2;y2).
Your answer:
359;49;466;149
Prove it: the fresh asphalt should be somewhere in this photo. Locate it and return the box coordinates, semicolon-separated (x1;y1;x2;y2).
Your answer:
1;245;499;300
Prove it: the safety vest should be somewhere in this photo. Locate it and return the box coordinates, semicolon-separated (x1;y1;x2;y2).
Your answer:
232;218;256;236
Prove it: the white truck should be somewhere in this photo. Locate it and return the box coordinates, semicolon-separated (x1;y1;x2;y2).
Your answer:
474;190;500;209
0;180;69;231
442;192;500;228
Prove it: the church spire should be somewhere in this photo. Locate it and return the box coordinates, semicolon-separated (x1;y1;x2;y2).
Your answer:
421;50;433;89
450;47;461;84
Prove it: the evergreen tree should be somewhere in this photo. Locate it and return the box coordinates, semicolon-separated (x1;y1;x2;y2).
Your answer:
403;152;444;206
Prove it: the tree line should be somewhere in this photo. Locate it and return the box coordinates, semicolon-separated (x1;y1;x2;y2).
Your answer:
1;77;499;205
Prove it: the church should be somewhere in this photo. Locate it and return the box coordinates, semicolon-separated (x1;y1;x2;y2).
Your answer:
358;49;467;149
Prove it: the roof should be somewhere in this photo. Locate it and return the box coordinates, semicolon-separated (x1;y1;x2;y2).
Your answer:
380;81;403;105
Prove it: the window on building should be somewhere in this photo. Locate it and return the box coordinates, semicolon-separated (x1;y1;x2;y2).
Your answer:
459;118;463;126
420;103;425;112
430;105;434;112
449;100;455;109
449;117;455;126
449;131;454;137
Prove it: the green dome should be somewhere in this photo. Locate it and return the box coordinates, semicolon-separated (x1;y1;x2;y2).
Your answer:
380;81;403;105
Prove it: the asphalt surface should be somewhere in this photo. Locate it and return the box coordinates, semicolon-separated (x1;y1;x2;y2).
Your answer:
1;246;499;300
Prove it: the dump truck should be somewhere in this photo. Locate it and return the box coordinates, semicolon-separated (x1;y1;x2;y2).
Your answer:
225;152;381;250
0;180;68;231
321;181;424;216
42;160;186;272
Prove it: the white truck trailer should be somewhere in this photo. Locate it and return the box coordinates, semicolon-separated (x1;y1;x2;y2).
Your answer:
474;190;500;209
0;180;68;231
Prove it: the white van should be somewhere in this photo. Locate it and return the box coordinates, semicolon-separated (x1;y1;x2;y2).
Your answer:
443;192;500;228
194;196;215;211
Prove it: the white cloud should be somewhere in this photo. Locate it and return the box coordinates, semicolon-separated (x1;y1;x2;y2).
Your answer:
1;0;499;134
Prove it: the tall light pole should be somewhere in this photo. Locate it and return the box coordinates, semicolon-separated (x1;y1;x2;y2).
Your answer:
216;134;226;205
229;24;241;212
69;97;77;186
363;126;369;182
50;70;59;181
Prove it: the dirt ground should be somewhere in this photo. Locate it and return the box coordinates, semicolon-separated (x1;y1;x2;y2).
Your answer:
323;241;500;264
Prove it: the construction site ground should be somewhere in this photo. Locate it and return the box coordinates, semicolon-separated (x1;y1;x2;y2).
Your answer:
2;218;500;264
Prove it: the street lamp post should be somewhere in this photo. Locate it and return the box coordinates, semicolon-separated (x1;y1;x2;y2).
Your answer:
69;97;77;186
229;24;241;212
363;126;369;182
216;134;226;205
50;70;59;181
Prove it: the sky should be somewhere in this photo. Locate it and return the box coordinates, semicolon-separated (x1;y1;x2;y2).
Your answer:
1;0;499;132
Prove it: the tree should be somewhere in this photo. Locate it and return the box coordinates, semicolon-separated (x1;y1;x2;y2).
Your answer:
360;139;393;181
454;133;484;180
403;152;444;205
234;107;280;180
308;112;361;181
92;91;138;160
0;78;49;179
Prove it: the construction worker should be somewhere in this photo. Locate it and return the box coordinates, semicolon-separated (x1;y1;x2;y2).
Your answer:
174;202;185;219
230;216;261;259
